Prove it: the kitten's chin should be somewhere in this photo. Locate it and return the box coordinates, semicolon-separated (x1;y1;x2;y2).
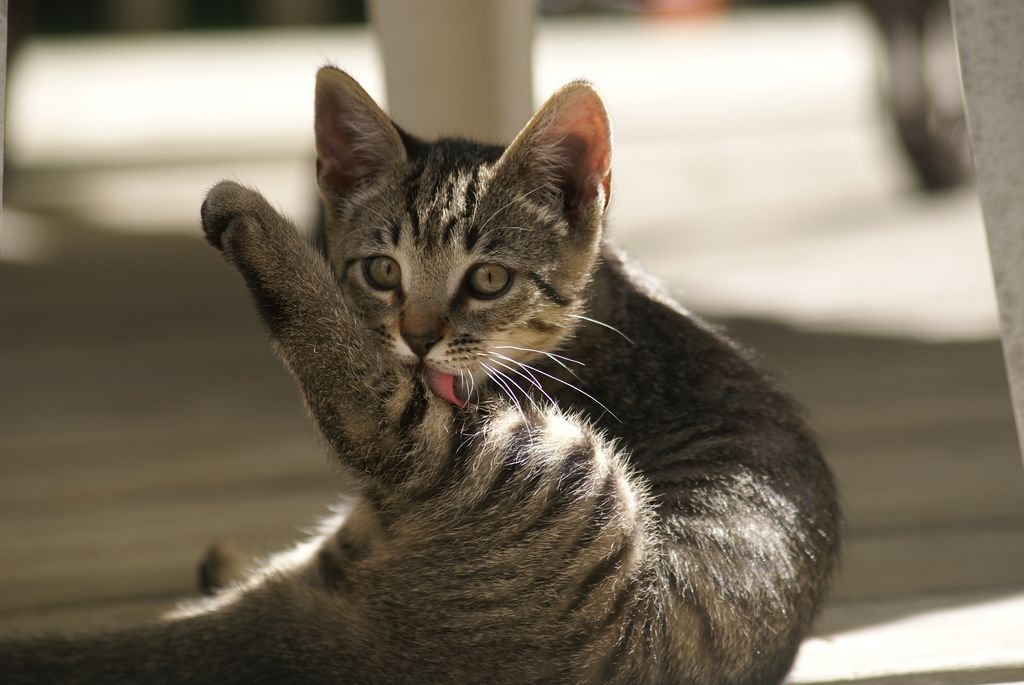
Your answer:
424;367;471;408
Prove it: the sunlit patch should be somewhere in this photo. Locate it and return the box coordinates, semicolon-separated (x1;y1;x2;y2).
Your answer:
537;412;584;457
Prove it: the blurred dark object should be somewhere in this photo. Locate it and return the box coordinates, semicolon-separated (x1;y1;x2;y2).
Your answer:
6;0;33;62
862;0;972;191
8;0;366;34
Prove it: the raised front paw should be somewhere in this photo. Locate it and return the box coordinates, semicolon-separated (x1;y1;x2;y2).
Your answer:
200;180;269;251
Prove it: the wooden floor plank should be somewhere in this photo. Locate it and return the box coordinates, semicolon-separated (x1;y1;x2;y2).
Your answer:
0;597;179;636
831;524;1024;602
0;487;347;613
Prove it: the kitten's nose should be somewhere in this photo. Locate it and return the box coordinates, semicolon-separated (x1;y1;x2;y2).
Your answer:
402;331;441;358
401;307;444;358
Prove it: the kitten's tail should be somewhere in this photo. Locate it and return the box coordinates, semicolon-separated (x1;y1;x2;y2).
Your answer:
0;601;333;685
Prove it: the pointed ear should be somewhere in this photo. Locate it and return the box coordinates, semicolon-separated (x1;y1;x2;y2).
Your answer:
499;81;612;222
314;67;407;196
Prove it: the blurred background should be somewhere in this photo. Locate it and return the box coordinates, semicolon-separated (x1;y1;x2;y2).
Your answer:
2;0;1023;681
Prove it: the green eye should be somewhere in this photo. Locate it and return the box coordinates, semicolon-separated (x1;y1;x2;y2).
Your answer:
466;263;512;298
364;256;401;290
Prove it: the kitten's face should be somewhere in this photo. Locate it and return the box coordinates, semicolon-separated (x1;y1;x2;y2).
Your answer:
321;142;599;400
312;68;611;404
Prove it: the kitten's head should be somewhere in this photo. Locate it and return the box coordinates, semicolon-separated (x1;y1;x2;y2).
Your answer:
314;67;612;405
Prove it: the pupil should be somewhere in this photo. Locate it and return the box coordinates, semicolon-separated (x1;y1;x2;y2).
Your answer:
467;265;506;296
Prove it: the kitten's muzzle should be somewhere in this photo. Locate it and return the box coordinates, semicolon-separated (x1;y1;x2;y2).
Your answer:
402;331;441;358
400;307;445;358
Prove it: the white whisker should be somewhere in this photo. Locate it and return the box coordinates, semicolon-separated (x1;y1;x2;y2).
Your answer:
568;314;634;344
480;362;526;422
487;342;587;386
511;358;620;423
480;362;513;405
488;353;559;408
487;361;541;413
458;368;468;403
493;345;585;367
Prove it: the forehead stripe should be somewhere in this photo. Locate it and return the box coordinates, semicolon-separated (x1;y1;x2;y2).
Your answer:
404;157;426;243
432;177;458;249
462;167;482;250
463;166;481;220
464;224;481;251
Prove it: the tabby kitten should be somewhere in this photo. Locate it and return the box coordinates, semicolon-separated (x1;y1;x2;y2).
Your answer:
1;67;839;685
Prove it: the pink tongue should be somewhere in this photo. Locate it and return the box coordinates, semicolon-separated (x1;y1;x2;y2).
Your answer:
426;369;466;408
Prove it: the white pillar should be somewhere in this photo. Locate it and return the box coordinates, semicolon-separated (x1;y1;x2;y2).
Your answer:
953;0;1024;462
368;0;535;144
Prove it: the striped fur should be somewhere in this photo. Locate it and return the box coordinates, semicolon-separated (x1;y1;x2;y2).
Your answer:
0;70;839;685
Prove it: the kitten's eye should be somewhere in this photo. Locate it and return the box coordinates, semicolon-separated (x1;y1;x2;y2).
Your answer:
364;256;401;290
465;263;512;299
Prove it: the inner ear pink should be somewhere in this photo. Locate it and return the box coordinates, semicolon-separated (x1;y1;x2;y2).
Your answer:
549;109;610;179
539;93;612;205
313;70;406;195
315;110;356;191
